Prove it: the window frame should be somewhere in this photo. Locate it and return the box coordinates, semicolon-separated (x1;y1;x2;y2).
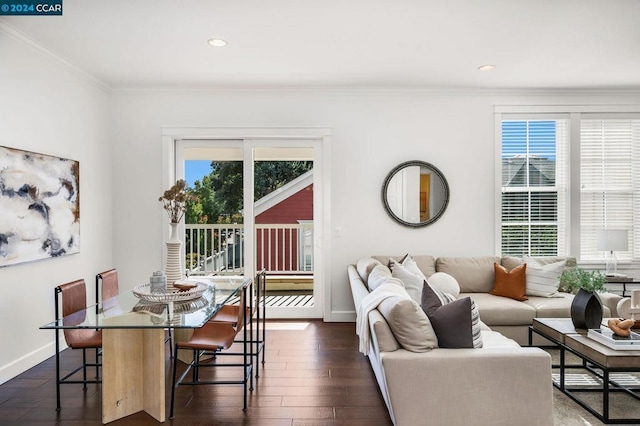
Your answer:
494;106;640;270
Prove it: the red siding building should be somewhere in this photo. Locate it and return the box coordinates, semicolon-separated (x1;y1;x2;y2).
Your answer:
254;171;313;273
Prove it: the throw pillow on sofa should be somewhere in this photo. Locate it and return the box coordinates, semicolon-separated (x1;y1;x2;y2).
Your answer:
421;280;483;349
389;254;426;304
524;257;566;298
367;264;393;291
377;285;438;352
425;272;460;297
356;257;383;283
490;263;527;301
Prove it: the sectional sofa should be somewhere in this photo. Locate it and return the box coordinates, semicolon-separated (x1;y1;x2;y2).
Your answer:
348;255;622;426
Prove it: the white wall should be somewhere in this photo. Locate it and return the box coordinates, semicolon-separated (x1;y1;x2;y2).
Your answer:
0;29;112;383
110;89;640;322
2;23;640;384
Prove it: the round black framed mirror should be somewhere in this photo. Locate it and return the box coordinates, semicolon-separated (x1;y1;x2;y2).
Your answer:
382;161;450;228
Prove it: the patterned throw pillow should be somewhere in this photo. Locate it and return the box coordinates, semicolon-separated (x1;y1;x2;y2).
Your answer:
490;263;528;301
524;257;566;297
421;280;483;349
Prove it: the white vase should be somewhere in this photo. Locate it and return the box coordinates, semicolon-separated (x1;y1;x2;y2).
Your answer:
165;222;183;286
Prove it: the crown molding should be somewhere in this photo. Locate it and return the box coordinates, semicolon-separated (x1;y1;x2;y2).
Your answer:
0;19;111;92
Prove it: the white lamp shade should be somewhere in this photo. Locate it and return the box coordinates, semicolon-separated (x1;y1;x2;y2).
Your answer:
596;229;628;252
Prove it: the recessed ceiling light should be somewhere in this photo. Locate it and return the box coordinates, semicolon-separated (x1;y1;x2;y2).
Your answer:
478;64;496;71
208;38;228;47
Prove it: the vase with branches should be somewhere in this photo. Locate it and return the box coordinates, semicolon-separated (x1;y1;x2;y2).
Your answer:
158;179;195;224
158;180;196;285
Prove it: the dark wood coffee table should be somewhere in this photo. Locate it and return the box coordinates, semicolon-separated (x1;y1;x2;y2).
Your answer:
531;318;640;424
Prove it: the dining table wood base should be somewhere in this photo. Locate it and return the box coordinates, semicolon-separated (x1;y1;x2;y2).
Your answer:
102;328;165;424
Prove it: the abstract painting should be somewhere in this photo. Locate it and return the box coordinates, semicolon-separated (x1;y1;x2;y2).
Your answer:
0;146;80;267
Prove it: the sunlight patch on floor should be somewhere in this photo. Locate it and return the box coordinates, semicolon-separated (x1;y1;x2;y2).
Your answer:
264;322;310;330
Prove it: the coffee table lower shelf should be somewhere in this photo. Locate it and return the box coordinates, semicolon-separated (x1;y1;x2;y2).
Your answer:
530;318;640;425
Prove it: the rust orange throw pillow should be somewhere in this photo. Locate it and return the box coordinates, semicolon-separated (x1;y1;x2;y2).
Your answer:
490;263;528;301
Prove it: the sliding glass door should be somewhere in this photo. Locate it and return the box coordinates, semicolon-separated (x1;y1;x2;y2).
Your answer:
175;138;322;319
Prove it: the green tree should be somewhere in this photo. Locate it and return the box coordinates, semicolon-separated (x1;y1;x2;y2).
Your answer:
254;161;314;200
203;160;313;222
185;174;222;224
184;160;312;271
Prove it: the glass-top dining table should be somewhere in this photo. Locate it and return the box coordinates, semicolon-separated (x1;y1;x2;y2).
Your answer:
40;276;250;424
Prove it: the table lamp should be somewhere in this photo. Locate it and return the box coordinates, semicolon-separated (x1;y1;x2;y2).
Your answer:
597;229;628;277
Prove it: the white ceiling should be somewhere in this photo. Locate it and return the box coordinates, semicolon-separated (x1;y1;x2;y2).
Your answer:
2;0;640;90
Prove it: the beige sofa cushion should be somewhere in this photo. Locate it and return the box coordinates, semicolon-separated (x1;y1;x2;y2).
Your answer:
436;256;499;293
356;257;383;284
368;309;400;353
462;292;536;326
374;255;436;278
377;291;438;352
523;294;574;318
480;330;521;348
501;256;577;271
524;293;612;318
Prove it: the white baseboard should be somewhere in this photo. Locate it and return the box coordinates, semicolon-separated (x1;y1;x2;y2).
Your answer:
327;310;356;322
0;342;56;385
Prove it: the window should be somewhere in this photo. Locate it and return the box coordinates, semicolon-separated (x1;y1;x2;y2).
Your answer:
580;119;640;262
500;119;568;257
497;109;640;264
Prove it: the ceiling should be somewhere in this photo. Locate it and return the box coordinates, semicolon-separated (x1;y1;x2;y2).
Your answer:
2;0;640;90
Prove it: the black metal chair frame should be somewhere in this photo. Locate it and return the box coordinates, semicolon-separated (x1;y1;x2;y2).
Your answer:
54;285;102;411
170;280;254;418
249;270;267;378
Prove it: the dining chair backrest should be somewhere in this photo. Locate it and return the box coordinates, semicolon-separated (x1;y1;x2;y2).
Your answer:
235;281;249;333
56;279;101;348
60;279;87;318
96;269;119;303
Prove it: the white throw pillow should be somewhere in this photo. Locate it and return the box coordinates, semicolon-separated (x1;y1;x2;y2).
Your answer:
426;272;460;298
367;264;393;291
524;257;566;297
389;255;427;304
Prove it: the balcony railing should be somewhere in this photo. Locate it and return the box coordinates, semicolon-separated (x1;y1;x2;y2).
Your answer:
185;223;314;277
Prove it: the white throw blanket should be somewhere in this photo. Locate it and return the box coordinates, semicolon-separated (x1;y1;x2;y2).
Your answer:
356;281;406;356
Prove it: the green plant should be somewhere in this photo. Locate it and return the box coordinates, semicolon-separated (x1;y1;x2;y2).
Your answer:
559;268;606;294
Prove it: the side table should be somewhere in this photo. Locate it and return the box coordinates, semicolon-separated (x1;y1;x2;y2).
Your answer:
605;276;640;297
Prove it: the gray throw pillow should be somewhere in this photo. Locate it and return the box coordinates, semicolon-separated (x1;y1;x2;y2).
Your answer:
421;281;483;349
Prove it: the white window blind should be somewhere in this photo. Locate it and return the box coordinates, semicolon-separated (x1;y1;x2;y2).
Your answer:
580;119;640;262
501;120;568;257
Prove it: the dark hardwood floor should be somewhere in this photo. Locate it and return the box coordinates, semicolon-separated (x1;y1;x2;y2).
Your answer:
0;321;393;425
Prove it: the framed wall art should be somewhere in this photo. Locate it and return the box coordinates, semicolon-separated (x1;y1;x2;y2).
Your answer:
0;146;80;267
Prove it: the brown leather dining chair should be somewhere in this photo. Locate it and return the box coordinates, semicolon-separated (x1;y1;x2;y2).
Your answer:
169;280;253;419
208;270;267;378
54;279;102;411
95;268;119;303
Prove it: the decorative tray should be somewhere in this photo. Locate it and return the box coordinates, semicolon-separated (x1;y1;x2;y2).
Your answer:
133;297;208;315
132;282;208;303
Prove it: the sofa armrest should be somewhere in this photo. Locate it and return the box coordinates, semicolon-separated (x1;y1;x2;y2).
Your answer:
380;347;553;426
600;291;623;317
348;265;370;309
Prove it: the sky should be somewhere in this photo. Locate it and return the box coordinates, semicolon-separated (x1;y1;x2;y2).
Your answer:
184;160;211;187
